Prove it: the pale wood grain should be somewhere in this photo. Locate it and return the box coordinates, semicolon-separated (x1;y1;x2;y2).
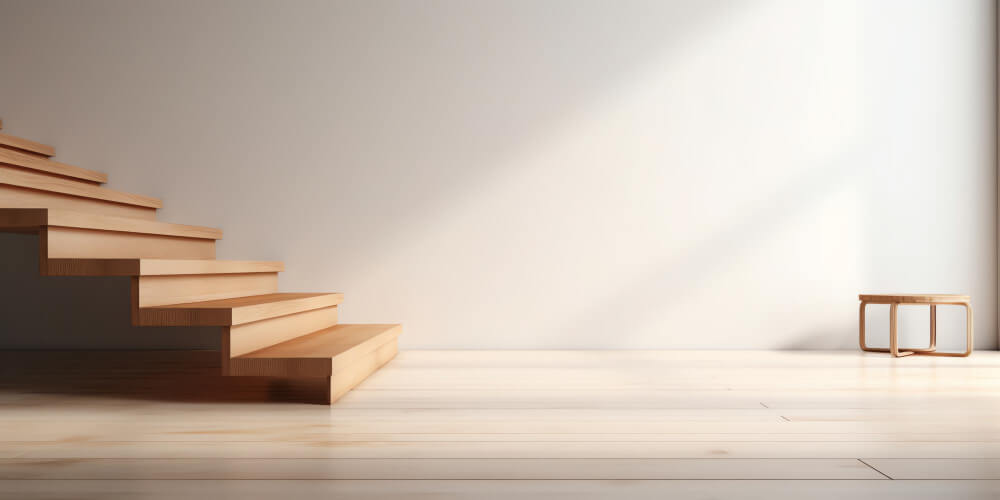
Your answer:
329;389;1000;410
3;414;999;439
2;350;998;493
11;440;1000;460
863;459;1000;479
4;406;1000;424
0;458;883;480
3;480;999;500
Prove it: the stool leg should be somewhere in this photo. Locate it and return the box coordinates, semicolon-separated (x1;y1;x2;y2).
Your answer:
889;303;913;358
926;305;937;351
889;303;898;357
859;301;875;352
902;304;937;353
859;301;888;353
961;302;973;357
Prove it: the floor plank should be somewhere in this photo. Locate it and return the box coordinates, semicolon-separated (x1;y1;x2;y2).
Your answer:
2;350;1000;496
1;480;998;500
8;440;1000;459
863;458;1000;479
0;458;883;479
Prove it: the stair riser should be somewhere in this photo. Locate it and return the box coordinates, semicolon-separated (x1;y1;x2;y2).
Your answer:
0;185;157;220
224;306;341;359
42;227;215;262
330;339;399;403
136;294;344;327
135;273;279;308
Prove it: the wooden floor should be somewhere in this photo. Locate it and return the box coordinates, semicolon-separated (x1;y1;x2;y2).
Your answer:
2;350;1000;499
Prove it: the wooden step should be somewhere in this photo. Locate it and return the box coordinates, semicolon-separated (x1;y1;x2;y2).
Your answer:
229;323;401;403
41;227;216;261
0;148;107;184
0;131;55;157
231;324;401;376
224;306;341;359
40;258;282;310
0;208;220;238
0;208;220;263
0;168;160;219
46;258;282;276
137;292;344;326
135;272;280;308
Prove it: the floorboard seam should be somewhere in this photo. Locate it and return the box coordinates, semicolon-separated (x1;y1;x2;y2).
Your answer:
857;459;892;480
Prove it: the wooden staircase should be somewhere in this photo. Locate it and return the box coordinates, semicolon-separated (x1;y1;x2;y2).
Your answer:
0;118;401;404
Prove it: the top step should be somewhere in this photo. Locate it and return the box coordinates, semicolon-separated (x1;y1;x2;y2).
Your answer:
0;121;107;184
0;148;107;184
0;131;55;158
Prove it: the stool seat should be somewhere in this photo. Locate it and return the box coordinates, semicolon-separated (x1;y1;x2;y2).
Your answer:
859;294;970;304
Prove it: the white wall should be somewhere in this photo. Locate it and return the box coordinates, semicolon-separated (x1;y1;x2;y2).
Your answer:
0;0;995;350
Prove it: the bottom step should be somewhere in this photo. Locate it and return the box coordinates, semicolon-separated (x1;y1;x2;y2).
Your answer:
228;323;402;404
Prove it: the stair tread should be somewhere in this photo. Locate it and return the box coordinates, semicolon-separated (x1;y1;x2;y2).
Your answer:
0;168;162;208
0;148;107;184
140;292;344;326
156;292;340;309
0;131;55;157
46;258;284;276
239;323;401;359
0;208;221;239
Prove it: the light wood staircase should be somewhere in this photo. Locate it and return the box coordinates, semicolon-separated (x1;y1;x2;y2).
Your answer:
0;118;401;404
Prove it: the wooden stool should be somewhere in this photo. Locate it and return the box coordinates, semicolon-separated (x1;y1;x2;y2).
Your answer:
859;294;973;358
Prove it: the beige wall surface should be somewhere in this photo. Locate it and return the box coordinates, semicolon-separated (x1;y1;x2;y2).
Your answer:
0;0;995;349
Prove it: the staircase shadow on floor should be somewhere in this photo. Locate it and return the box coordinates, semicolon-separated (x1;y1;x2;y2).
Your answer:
0;350;330;404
